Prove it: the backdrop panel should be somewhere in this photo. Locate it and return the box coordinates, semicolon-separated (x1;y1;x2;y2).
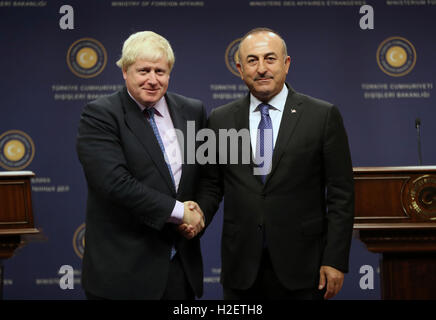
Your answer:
1;0;435;300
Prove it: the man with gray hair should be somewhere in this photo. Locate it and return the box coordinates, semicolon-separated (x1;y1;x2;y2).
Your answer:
197;27;354;300
76;31;205;299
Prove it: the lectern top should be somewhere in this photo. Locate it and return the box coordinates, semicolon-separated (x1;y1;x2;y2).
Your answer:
354;166;436;173
0;171;35;177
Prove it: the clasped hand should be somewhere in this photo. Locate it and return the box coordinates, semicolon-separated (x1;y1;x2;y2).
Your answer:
177;201;204;239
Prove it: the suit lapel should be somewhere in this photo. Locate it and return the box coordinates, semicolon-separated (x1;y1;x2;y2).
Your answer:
234;95;250;133
232;95;264;184
122;89;176;194
266;86;304;183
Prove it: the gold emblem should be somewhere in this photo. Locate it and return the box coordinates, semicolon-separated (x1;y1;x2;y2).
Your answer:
403;175;436;220
376;36;416;77
72;223;86;259
225;38;242;77
67;38;107;79
0;130;35;170
76;47;98;69
3;139;26;161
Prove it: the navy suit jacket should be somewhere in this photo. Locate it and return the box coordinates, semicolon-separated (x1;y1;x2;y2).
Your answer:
197;85;355;291
77;87;206;299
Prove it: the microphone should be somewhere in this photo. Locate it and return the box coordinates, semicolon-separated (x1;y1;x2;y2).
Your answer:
415;118;423;165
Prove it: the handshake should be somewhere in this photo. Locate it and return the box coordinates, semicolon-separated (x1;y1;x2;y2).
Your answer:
178;201;205;240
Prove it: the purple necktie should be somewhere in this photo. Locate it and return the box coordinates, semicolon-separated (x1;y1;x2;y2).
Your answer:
255;103;274;183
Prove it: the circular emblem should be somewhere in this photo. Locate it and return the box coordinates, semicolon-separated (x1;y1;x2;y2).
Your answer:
225;38;242;77
67;38;107;78
376;36;416;77
402;175;436;220
0;130;35;170
73;223;86;259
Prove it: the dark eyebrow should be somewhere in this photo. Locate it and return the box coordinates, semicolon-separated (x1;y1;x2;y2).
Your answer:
246;52;278;60
264;52;278;57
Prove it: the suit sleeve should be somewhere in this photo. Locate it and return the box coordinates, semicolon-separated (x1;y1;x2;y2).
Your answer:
321;106;355;273
76;102;176;231
196;108;224;227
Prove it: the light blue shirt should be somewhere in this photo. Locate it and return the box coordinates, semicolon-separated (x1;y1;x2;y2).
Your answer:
249;85;288;156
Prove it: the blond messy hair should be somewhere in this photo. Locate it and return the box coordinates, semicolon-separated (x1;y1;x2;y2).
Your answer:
116;31;175;71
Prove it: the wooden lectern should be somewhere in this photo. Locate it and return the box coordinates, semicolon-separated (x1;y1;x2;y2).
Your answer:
0;171;39;299
354;166;436;299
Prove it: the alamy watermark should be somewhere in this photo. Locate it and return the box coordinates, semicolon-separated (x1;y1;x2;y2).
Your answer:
162;121;273;176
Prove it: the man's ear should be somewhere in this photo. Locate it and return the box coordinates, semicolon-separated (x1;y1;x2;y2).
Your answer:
284;56;291;74
122;67;128;80
236;63;244;80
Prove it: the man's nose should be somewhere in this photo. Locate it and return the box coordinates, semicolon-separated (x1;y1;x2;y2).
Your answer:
257;59;267;74
147;71;158;84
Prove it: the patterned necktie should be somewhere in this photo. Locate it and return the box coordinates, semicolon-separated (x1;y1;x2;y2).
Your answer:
255;103;274;183
145;107;177;260
145;107;176;188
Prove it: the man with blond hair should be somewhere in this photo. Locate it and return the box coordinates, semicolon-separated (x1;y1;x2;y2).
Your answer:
77;31;206;300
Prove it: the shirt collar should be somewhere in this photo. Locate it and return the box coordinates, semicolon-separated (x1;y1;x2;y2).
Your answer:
127;89;166;117
249;85;289;113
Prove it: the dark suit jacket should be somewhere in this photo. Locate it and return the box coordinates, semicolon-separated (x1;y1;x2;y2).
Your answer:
197;85;354;291
76;87;206;299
